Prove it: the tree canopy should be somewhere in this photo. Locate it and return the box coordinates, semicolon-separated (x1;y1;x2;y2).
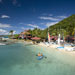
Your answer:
27;15;75;39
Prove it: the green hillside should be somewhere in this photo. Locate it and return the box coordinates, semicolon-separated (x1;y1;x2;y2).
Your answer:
48;15;75;36
29;15;75;39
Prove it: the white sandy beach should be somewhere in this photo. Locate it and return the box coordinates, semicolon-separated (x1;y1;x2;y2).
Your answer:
38;42;75;57
10;39;75;57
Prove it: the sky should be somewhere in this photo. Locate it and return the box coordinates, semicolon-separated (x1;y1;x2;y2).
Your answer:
0;0;75;35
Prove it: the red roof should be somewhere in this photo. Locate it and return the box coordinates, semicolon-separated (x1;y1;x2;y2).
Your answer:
31;37;41;40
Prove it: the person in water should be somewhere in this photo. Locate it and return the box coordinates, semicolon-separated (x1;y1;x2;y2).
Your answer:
38;52;41;56
38;53;43;56
41;53;43;56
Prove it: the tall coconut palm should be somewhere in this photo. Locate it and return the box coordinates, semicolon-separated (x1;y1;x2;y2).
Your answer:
9;30;14;38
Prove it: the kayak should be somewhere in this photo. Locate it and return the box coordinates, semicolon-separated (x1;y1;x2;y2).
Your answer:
37;56;43;60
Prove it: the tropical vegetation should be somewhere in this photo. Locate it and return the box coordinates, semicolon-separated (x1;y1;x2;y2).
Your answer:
29;15;75;39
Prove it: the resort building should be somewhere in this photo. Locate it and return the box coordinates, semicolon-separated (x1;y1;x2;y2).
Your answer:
19;30;32;40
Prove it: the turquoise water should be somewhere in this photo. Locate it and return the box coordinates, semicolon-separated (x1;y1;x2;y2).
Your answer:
0;43;75;75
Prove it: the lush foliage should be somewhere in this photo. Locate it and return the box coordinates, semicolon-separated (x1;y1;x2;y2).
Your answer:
28;28;48;39
29;15;75;39
48;15;75;36
14;34;19;39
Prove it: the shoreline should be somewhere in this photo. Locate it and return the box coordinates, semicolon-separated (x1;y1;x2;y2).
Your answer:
4;39;75;56
17;39;75;57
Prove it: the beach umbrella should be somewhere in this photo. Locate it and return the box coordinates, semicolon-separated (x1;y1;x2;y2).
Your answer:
58;34;60;45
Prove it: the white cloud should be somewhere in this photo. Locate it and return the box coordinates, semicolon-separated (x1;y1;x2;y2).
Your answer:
27;24;39;28
20;23;39;28
0;23;11;28
0;29;9;35
1;15;10;18
39;16;59;21
9;30;16;35
46;22;58;27
21;27;34;30
13;31;16;34
57;16;67;18
40;15;67;27
39;14;68;21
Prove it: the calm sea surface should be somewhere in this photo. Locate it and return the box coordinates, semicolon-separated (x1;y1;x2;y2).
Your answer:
0;43;75;75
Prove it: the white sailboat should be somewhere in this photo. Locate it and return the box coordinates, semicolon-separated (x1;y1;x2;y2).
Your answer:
48;32;50;43
58;34;60;45
57;34;64;50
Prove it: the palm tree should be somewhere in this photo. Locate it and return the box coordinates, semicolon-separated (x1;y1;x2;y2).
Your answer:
72;28;75;36
9;30;14;38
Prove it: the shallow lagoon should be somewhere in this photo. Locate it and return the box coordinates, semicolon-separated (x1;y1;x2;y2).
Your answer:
0;43;75;75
